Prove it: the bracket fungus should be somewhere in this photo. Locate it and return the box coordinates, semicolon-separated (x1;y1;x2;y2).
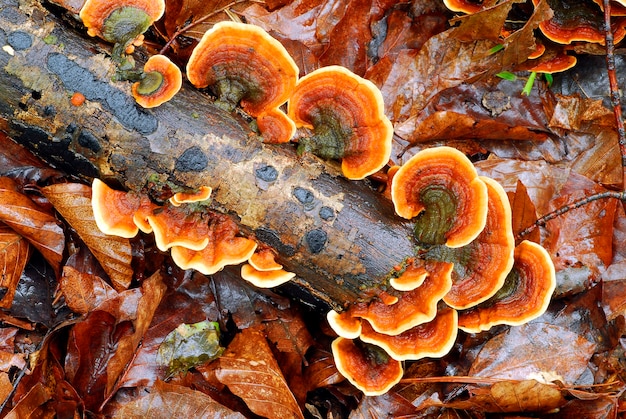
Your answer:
331;338;403;397
240;248;296;288
169;186;212;207
442;176;515;310
458;240;556;333
169;213;257;276
443;0;485;14
531;0;626;44
79;0;165;56
349;261;453;336
132;55;182;108
92;178;143;238
287;66;393;180
359;307;458;361
391;146;488;248
186;21;298;143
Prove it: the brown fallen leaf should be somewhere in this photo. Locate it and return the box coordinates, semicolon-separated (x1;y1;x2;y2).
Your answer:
216;327;304;419
0;223;31;309
0;177;64;275
508;179;540;244
107;380;245;419
438;380;566;413
469;322;596;384
59;265;118;315
263;305;314;360
41;182;133;290
544;173;617;279
65;272;166;412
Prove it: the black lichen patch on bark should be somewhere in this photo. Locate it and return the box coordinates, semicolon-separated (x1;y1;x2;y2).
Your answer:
293;187;316;210
255;164;278;182
8;31;32;50
46;53;157;135
77;129;102;153
305;229;327;254
175;146;208;172
256;227;296;257
319;206;335;221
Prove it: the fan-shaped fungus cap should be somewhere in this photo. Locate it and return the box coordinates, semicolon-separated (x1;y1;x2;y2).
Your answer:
360;307;458;361
327;310;362;340
349;261;453;335
331;337;403;396
528;53;577;74
391;146;488;248
92;178;141;238
146;205;210;252
443;176;515;310
132;55;182;108
287;66;393;180
248;248;283;271
79;0;165;46
240;263;295;288
443;0;484;14
257;108;296;144
169;186;212;207
531;0;626;44
389;258;428;291
170;213;257;275
458;240;556;333
186;21;298;117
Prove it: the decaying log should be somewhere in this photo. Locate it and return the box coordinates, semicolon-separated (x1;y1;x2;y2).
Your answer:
0;0;416;310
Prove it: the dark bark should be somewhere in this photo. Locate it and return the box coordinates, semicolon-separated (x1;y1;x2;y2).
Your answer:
0;0;416;310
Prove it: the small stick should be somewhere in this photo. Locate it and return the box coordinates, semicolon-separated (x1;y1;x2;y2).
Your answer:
516;191;626;240
603;0;626;187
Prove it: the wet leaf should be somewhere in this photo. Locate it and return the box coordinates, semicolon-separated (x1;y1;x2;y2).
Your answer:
122;271;219;388
303;347;343;391
263;306;314;360
0;177;64;275
216;328;304;419
508;179;540;244
65;272;166;411
349;392;418;418
157;320;224;378
59;265;118;315
41;183;133;290
440;380;566;413
10;252;58;327
0;132;63;184
544;174;616;278
0;224;31;309
451;0;524;42
108;380;245;418
212;269;290;329
470;322;596;384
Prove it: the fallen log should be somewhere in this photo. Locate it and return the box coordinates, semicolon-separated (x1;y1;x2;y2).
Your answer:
0;0;416;310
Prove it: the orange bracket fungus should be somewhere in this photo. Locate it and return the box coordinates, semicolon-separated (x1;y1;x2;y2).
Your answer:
458;240;556;333
92;178;144;238
186;21;298;143
391;146;488;248
331;338;403;396
169;186;212;207
531;0;626;44
349;261;453;336
239;248;296;288
441;176;515;310
359;307;458;361
443;0;485;14
169;213;257;276
132;55;182;108
79;0;165;57
287;66;393;180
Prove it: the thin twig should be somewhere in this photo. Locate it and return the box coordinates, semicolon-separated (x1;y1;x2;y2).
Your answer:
516;191;626;240
158;1;240;55
603;0;626;187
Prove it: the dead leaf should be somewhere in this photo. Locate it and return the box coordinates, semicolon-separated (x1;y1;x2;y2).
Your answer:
59;265;118;315
263;306;314;360
350;392;418;418
107;380;245;418
451;0;524;42
0;223;31;309
0;132;63;184
65;272;166;412
216;328;304;419
508;180;540;244
303;347;343;391
469;322;596;384
544;173;617;278
0;177;64;275
41;182;133;290
439;380;566;413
